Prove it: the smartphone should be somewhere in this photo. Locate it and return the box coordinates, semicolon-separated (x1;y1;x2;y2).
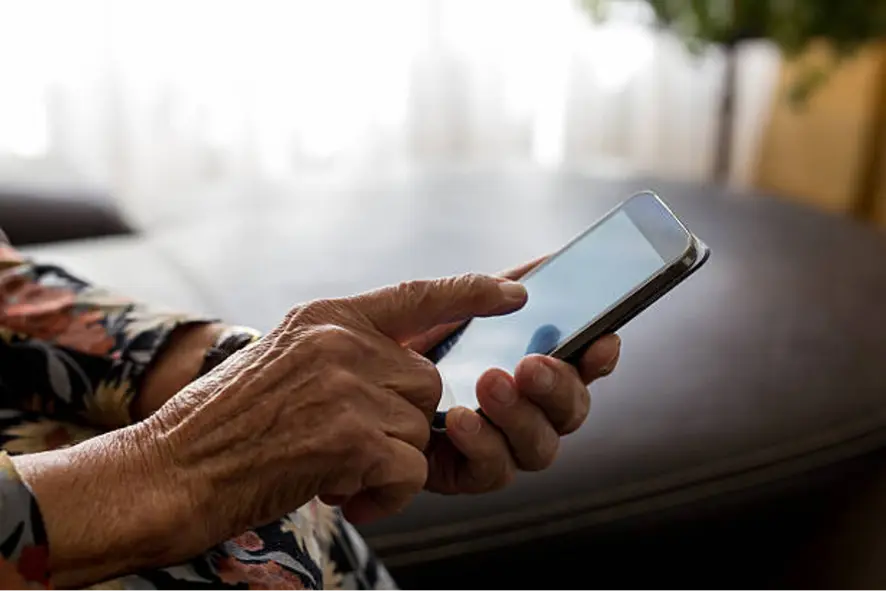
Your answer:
429;191;710;430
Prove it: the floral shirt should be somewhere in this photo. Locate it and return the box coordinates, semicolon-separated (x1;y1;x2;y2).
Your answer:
0;238;394;590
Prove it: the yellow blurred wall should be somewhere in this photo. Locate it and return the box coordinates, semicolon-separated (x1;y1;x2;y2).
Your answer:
755;41;886;220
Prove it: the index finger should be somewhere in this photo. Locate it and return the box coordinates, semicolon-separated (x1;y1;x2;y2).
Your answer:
353;273;528;342
407;256;550;353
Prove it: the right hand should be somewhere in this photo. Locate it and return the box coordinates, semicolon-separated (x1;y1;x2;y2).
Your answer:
16;273;527;585
142;273;529;553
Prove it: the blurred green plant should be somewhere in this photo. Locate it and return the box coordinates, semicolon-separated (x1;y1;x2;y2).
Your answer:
582;0;886;100
580;0;886;179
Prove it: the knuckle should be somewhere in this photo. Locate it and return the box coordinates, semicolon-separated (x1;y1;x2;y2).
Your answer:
458;271;488;292
324;374;384;436
299;299;362;329
288;299;335;325
313;323;353;344
325;399;374;452
392;352;444;413
495;462;517;490
538;433;560;469
522;427;560;472
410;458;430;490
325;365;358;393
283;303;305;325
346;417;380;448
300;298;337;318
560;389;591;435
354;431;392;474
415;356;443;397
310;324;365;359
394;279;431;307
457;272;496;307
407;417;432;451
384;395;432;450
458;272;485;286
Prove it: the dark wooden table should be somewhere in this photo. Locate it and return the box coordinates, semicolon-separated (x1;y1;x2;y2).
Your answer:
26;170;886;588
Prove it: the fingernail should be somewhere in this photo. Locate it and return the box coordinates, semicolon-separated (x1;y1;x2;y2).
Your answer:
458;410;483;434
534;360;556;392
490;376;517;406
599;335;621;375
498;280;527;303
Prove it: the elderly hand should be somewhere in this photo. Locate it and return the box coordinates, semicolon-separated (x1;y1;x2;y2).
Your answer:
13;273;527;585
409;256;622;495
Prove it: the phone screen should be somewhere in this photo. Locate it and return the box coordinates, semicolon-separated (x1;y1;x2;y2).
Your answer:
436;209;670;411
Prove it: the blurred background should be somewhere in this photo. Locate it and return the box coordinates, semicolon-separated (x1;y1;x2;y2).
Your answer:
0;0;798;230
3;0;885;232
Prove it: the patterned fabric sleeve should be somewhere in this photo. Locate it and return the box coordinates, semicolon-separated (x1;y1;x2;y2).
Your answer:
0;452;50;588
0;242;216;429
327;512;397;590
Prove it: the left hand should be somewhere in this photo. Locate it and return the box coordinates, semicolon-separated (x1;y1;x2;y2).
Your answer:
407;256;622;495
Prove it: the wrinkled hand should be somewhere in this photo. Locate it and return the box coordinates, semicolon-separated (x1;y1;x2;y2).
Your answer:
141;273;527;552
408;257;622;495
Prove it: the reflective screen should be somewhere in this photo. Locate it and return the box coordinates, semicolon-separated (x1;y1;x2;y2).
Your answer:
437;211;667;411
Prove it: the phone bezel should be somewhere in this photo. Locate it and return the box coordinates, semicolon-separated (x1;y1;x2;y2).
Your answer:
430;191;708;431
552;234;705;363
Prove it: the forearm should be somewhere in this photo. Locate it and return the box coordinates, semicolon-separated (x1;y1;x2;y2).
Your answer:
11;424;197;587
5;322;263;588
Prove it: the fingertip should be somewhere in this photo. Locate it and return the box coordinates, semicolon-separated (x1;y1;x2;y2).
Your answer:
581;334;621;381
595;333;621;356
447;406;483;435
600;333;621;351
482;277;527;316
476;368;518;408
496;279;528;305
513;354;555;389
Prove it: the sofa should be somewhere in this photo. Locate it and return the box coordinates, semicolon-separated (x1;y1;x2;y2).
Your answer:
0;182;133;245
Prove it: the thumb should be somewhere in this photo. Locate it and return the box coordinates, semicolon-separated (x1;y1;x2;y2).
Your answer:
353;273;527;342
